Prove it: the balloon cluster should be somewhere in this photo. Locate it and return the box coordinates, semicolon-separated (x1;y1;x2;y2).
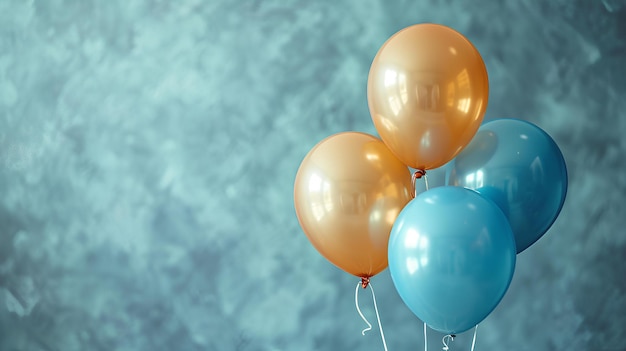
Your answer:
294;24;567;336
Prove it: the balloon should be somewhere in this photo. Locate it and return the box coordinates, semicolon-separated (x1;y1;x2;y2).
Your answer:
368;23;489;170
294;132;413;278
388;187;516;334
446;119;568;253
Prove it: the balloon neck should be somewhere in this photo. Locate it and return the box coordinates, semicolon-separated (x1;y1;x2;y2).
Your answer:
360;277;370;289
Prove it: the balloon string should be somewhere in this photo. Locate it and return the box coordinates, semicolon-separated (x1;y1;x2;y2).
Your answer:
369;282;389;351
470;325;478;351
412;169;427;197
354;281;389;351
423;325;475;351
354;282;372;335
442;334;455;350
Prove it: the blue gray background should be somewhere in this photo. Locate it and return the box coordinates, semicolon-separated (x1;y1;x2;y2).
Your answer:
1;1;625;350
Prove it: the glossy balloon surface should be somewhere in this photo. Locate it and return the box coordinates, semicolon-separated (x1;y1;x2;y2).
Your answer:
388;187;516;334
446;119;568;253
294;132;412;278
368;23;488;170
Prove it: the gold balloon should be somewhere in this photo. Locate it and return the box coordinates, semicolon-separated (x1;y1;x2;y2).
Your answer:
368;23;489;170
294;132;412;278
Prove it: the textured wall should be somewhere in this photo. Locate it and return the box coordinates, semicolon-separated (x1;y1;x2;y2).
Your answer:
1;0;625;350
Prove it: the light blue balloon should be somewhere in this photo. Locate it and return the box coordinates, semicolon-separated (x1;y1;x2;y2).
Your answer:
388;186;516;334
446;118;568;253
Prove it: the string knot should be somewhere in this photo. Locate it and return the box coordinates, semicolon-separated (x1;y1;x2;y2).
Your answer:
360;277;370;289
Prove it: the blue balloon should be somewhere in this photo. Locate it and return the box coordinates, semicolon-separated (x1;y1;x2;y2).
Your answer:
388;187;516;334
446;118;568;253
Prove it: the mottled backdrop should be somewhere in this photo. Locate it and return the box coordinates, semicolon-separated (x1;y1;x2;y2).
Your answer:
1;0;625;350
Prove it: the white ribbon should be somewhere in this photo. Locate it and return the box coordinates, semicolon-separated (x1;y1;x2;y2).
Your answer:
354;281;388;351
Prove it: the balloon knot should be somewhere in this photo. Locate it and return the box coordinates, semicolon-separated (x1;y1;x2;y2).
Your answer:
413;169;426;179
361;277;370;289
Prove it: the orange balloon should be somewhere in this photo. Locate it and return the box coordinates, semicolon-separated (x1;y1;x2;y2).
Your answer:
368;23;489;170
294;132;412;279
